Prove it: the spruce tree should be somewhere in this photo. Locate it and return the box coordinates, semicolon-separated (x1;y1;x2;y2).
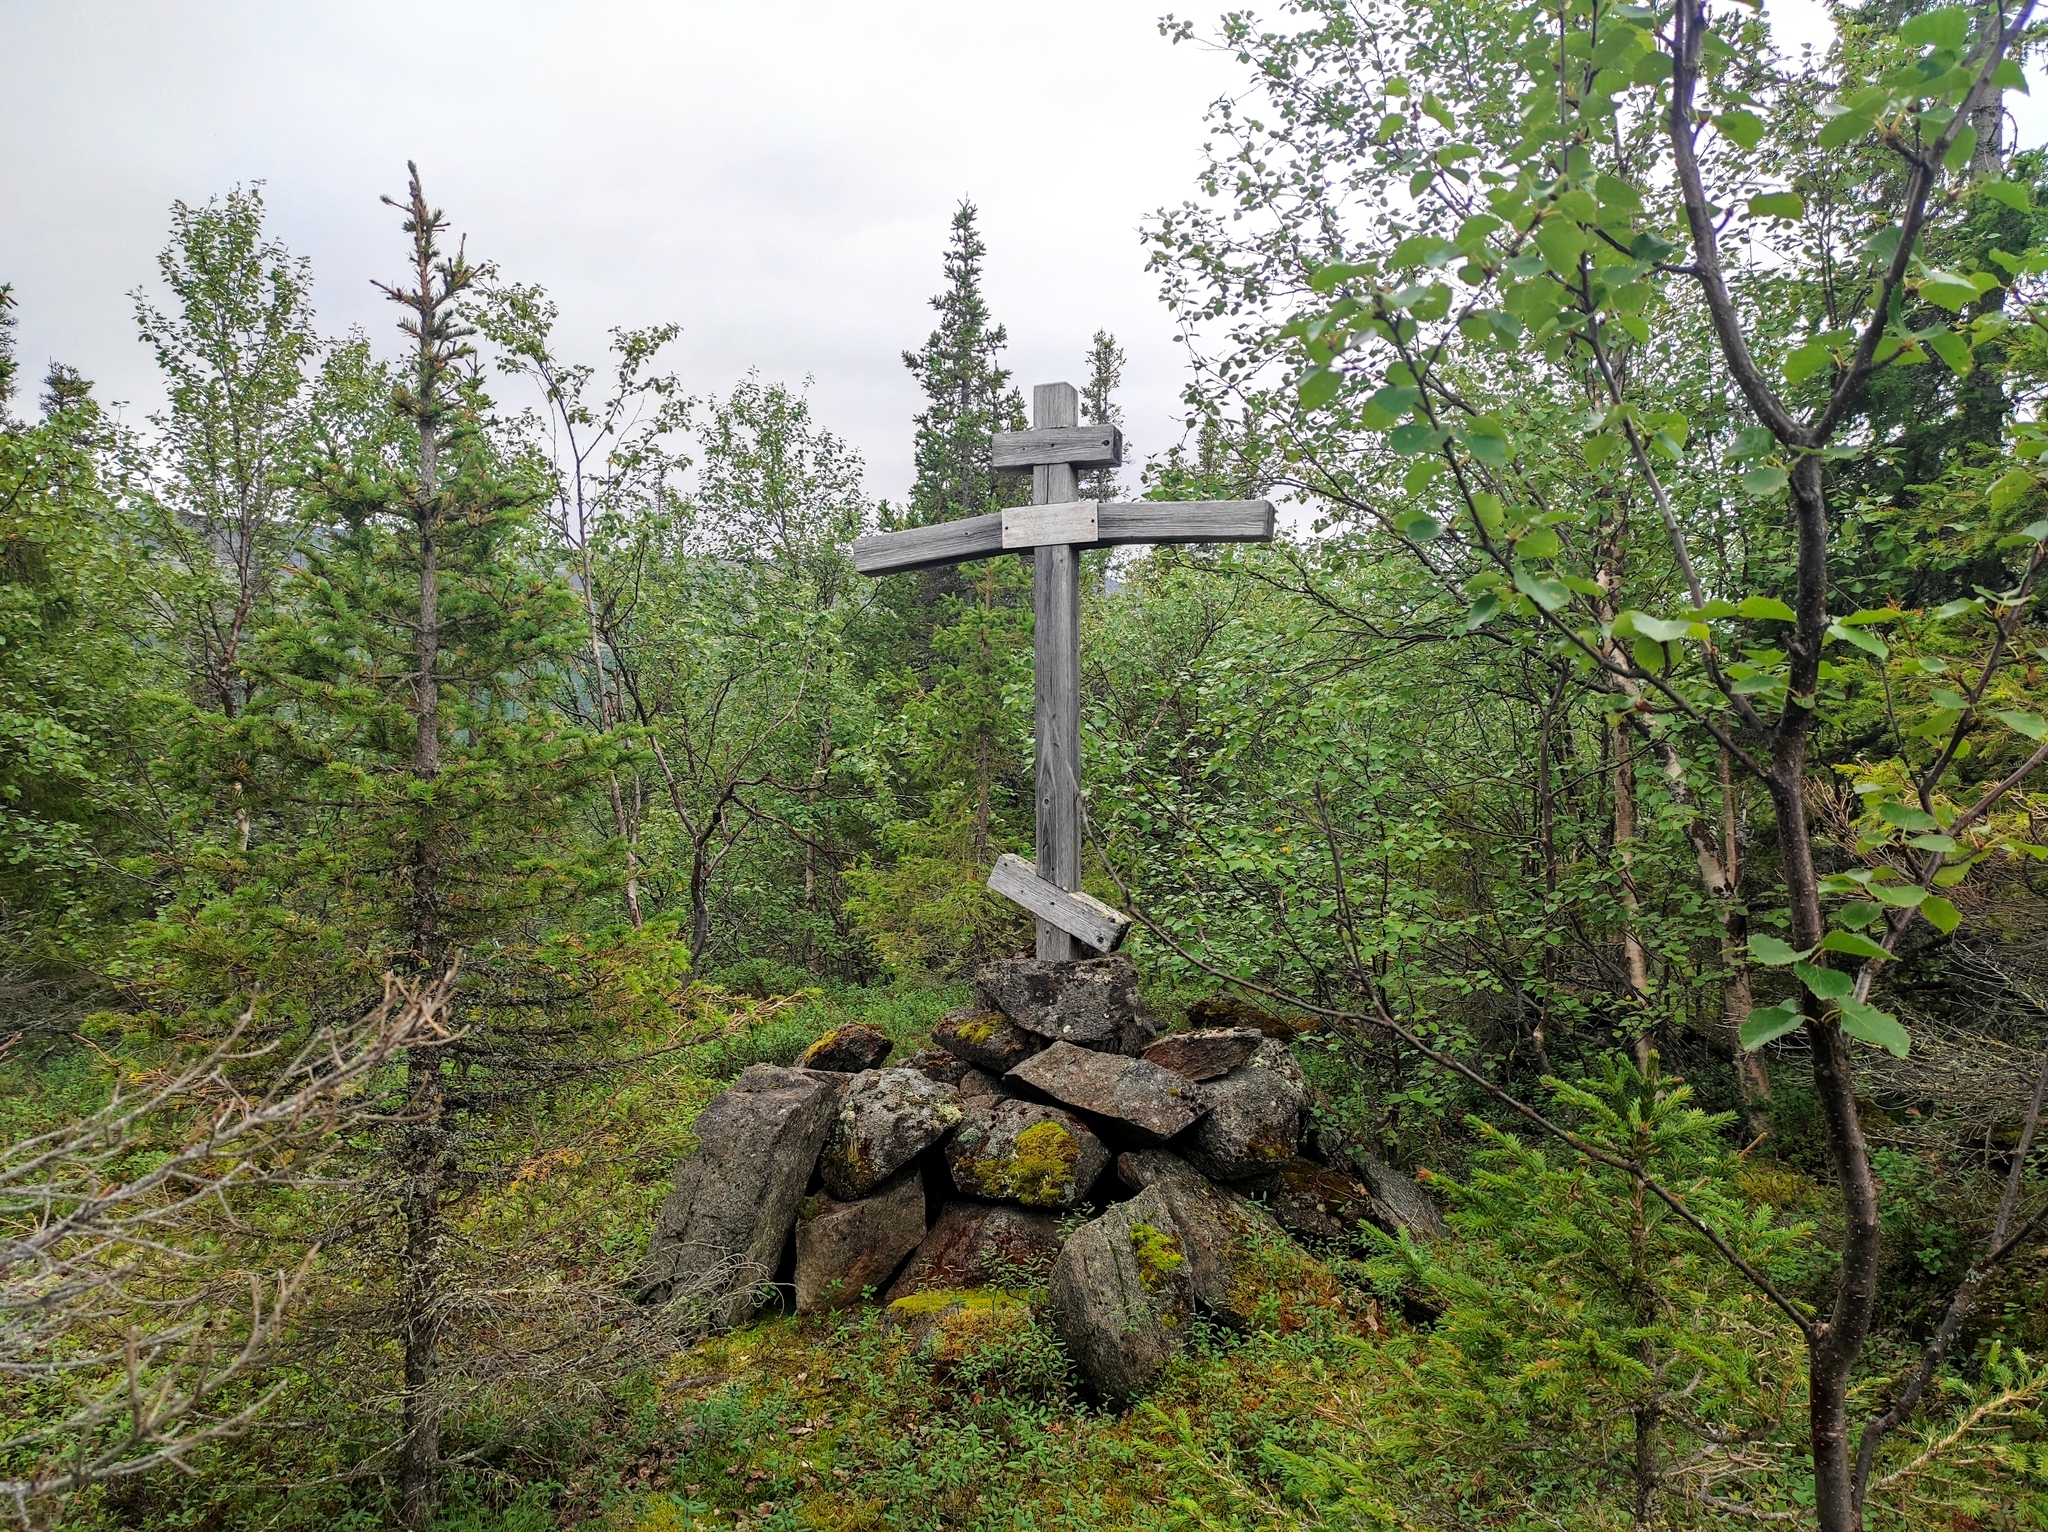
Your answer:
900;200;1025;528
1078;328;1125;505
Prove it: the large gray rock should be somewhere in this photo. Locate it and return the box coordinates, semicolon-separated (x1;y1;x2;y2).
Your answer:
1006;1041;1210;1142
638;1064;846;1321
972;955;1160;1056
883;1198;1066;1299
933;1006;1047;1073
1179;1040;1308;1181
793;1171;926;1312
1143;1027;1265;1082
797;1023;893;1073
1049;1186;1196;1406
945;1098;1109;1211
818;1068;964;1200
1116;1149;1286;1324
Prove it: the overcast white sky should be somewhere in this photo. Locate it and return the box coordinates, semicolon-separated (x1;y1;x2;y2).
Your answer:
1;1;2032;502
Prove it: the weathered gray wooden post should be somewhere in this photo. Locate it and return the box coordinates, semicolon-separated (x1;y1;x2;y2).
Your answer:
851;378;1275;961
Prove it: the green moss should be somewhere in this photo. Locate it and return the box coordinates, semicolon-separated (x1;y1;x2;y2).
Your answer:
961;1118;1082;1207
1128;1221;1186;1291
887;1287;1024;1319
949;1012;1003;1044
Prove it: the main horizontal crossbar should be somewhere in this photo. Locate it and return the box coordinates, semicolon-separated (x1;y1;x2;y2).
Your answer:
850;499;1276;576
991;424;1123;470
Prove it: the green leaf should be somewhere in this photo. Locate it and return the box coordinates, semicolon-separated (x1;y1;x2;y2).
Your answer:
1795;959;1854;1000
1877;800;1940;832
1718;109;1765;150
1737;595;1796;621
1740;1004;1804;1049
1460;421;1512;469
1515;525;1562;560
1978;180;2033;212
1829;621;1890;659
1395;510;1442;542
1994;709;2048;740
1462;592;1501;631
1822;930;1892;960
1944;126;1980;175
1837;998;1910;1057
1785;342;1835;386
1925;329;1974;376
1742;465;1789;496
1749;191;1806;220
1871;881;1928;908
1748;934;1805;966
1920;895;1962;933
1513;564;1570;612
1919;269;1981;313
1900;5;1970;49
1632;636;1669;673
1584;434;1623;468
1388;421;1444;455
1908;833;1958;853
1298;367;1341;409
1631;613;1693;643
1535;218;1589;273
1818;111;1877;151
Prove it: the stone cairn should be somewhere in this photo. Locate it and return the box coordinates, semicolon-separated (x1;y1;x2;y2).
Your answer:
638;955;1443;1406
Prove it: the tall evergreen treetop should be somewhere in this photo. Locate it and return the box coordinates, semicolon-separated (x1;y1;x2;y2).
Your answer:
901;200;1024;526
1079;328;1125;505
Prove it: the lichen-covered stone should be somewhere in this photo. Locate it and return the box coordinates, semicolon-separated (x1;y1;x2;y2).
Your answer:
793;1171;926;1312
797;1023;894;1073
971;955;1160;1055
1178;1039;1308;1181
637;1064;846;1321
818;1068;964;1200
1049;1187;1195;1406
933;1006;1046;1073
1143;1027;1265;1082
1006;1040;1210;1142
884;1199;1066;1299
944;1098;1108;1211
1115;1149;1285;1324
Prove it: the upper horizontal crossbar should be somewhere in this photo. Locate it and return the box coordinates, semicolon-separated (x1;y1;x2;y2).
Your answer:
850;500;1276;577
991;424;1123;470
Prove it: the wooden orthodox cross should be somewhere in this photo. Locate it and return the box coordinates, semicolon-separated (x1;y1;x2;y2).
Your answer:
852;380;1275;960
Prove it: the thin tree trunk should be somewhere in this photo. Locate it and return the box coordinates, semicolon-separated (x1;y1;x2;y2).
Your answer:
1610;720;1654;1070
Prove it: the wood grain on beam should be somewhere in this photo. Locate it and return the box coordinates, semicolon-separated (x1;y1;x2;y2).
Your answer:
1095;500;1276;546
988;854;1130;953
849;511;1003;575
992;424;1122;470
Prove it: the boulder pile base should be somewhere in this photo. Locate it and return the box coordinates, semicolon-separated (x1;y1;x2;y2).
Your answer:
640;954;1441;1404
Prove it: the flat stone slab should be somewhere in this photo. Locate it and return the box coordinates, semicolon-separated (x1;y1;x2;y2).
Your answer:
638;1064;846;1323
818;1068;964;1200
1178;1039;1308;1182
797;1023;894;1073
1006;1040;1210;1142
1341;1150;1447;1242
945;1098;1109;1211
932;1006;1046;1074
883;1198;1066;1299
1143;1027;1265;1082
972;955;1159;1055
1050;1186;1195;1407
794;1171;926;1312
